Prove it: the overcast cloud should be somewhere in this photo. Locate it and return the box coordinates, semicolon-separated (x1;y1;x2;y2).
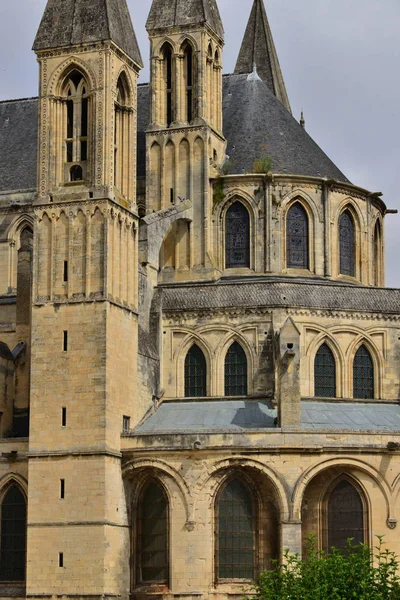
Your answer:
0;0;399;286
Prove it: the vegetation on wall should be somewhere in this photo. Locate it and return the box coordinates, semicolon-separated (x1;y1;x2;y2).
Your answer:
250;537;400;600
252;155;273;174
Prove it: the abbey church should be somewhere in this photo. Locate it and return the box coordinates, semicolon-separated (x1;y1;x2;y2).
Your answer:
0;0;399;598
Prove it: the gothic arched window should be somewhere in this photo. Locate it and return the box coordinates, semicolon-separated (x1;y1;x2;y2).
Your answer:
183;42;194;123
353;345;374;399
114;73;131;195
327;480;364;550
185;345;207;397
373;220;382;286
63;69;89;168
216;478;255;580
225;342;248;397
137;480;168;584
314;343;336;398
339;210;355;277
0;486;27;582
225;202;250;269
286;203;309;269
161;43;174;126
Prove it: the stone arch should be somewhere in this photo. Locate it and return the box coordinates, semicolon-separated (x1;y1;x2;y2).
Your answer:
115;68;133;105
282;195;316;273
0;473;28;500
307;331;344;398
216;192;256;271
292;457;391;522
333;199;365;281
6;214;34;244
49;57;96;96
154;37;178;58
215;332;255;396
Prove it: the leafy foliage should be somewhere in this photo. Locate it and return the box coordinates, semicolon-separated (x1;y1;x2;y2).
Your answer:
213;177;225;204
251;537;400;600
252;155;273;174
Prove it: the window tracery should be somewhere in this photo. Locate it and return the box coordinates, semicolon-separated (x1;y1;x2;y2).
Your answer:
327;479;364;550
339;210;355;277
353;345;374;399
314;343;336;398
137;480;168;584
225;202;250;269
286;203;309;269
215;478;255;580
63;69;89;179
225;342;248;397
184;345;207;397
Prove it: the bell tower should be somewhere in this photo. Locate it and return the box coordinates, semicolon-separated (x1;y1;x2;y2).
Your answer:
146;0;226;275
27;2;143;600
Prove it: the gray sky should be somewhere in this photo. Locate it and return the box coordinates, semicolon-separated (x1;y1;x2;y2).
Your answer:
0;0;399;286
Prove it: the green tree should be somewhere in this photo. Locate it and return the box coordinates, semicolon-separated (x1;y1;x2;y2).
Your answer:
251;537;400;600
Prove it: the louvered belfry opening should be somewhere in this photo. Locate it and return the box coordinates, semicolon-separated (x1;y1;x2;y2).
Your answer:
225;342;248;397
286;203;309;269
216;479;255;580
353;345;374;399
327;480;364;550
314;343;336;398
185;345;207;397
137;480;168;584
225;202;250;269
0;486;27;583
339;210;355;277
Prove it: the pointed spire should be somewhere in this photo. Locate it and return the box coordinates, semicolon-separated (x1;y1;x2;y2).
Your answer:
234;0;291;113
33;0;143;67
300;110;306;129
146;0;224;40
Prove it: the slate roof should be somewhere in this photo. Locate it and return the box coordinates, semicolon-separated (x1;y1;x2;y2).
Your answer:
33;0;143;66
235;0;291;113
0;99;38;193
223;73;348;181
146;0;224;39
159;278;400;315
134;400;400;434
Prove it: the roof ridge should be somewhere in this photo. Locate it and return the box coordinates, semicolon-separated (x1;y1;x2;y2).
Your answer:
0;97;38;104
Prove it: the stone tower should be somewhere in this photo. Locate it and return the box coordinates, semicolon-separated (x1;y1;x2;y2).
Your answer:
27;1;142;599
145;0;226;278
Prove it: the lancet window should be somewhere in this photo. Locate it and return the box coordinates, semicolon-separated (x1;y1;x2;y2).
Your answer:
225;202;250;269
183;43;194;123
327;480;364;550
185;345;207;397
353;345;374;399
314;343;336;398
215;478;255;580
161;43;174;127
339;210;355;277
137;480;168;584
0;486;27;582
286;203;309;269
225;342;248;397
373;220;382;286
114;73;132;196
63;69;89;181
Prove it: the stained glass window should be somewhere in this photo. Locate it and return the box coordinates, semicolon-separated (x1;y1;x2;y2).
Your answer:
286;203;309;269
225;202;250;269
339;211;355;277
137;481;168;584
216;479;255;580
185;345;207;397
225;342;248;397
328;480;364;550
314;343;336;398
0;486;26;582
353;345;374;399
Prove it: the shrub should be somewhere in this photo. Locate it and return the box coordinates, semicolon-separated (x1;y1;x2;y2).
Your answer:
251;536;400;600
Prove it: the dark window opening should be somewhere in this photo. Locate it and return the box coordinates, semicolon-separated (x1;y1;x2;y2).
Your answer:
216;479;255;580
164;45;173;126
353;345;374;399
63;331;68;352
137;481;168;584
70;165;83;182
80;141;87;162
122;416;130;432
60;480;65;500
314;343;336;398
66;142;73;163
339;210;355;277
286;203;309;269
327;480;364;550
69;70;83;88
59;553;64;568
81;97;88;137
67;100;74;139
63;261;68;283
185;345;207;398
170;188;174;204
0;486;27;582
373;221;381;286
185;45;193;122
62;407;67;427
225;202;250;269
225;342;248;397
